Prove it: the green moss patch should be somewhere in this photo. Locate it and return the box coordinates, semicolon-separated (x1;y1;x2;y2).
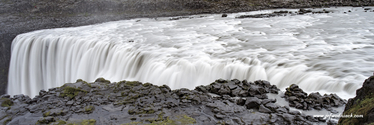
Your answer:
122;121;142;125
3;117;12;125
54;120;67;125
43;111;51;117
126;81;142;86
81;119;96;125
84;106;95;113
0;98;13;108
128;108;155;115
142;83;153;87
122;114;196;125
55;119;96;125
60;86;87;98
339;93;374;124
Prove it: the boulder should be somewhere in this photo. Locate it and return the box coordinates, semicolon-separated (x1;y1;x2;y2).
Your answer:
245;97;261;109
339;76;374;124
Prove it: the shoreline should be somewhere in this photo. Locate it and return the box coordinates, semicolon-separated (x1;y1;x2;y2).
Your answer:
0;78;348;124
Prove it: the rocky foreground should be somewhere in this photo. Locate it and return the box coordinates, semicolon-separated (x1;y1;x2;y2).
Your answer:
0;77;351;125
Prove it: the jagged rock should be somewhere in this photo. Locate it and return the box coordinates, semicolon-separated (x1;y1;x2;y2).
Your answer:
214;114;225;119
259;104;273;113
264;103;279;111
276;106;289;113
37;116;55;124
284;84;345;111
0;78;347;124
195;85;208;93
339;76;374;124
245;97;261;109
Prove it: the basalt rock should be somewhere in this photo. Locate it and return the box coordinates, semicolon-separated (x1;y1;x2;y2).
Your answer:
0;78;346;124
284;84;346;112
236;8;333;19
339;75;374;124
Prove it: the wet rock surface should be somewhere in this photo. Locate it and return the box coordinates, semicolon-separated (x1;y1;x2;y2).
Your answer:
0;78;347;124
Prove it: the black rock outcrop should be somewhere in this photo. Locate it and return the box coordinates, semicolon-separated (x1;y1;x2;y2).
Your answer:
284;84;346;112
0;78;348;124
339;75;374;124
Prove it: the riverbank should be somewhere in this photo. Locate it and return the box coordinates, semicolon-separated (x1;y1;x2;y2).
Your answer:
0;78;348;124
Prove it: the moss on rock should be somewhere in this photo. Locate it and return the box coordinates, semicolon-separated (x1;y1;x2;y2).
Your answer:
338;93;374;124
55;120;67;125
60;86;87;98
81;119;96;125
126;81;142;86
0;98;13;108
84;106;95;113
95;77;110;84
3;117;12;125
122;113;195;125
43;111;51;117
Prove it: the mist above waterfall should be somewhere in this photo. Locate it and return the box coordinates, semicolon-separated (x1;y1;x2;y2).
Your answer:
8;7;374;98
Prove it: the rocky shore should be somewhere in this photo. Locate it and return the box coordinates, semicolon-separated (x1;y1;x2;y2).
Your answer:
1;0;374;95
0;78;350;125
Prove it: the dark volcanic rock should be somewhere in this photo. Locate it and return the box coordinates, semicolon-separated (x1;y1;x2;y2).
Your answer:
284;84;346;112
236;8;334;19
339;75;374;124
0;78;340;124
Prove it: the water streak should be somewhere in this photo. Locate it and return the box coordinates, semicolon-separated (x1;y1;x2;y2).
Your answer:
8;7;374;98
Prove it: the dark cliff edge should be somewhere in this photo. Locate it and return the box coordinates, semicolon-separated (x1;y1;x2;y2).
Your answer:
0;78;347;125
1;0;374;95
338;75;374;125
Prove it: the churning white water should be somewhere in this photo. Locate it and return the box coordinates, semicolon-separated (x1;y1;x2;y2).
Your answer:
8;7;374;98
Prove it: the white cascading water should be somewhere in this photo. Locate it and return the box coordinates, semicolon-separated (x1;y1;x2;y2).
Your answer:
8;7;374;98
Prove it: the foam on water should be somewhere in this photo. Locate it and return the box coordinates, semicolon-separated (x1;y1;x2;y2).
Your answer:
8;7;374;98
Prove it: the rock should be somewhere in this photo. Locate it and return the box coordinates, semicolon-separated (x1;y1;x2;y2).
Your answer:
37;116;55;124
285;84;345;111
259;104;272;113
66;101;74;106
261;99;276;104
276;106;289;113
217;86;230;95
274;10;289;13
1;78;346;124
216;79;227;83
299;8;312;14
214;114;225;119
0;94;10;98
221;13;228;17
231;88;242;97
244;97;261;109
195;85;208;93
288;96;298;102
264;103;279;111
305;115;318;122
280;114;295;124
339;76;374;124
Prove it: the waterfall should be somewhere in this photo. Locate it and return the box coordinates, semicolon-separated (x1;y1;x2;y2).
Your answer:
9;8;374;98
